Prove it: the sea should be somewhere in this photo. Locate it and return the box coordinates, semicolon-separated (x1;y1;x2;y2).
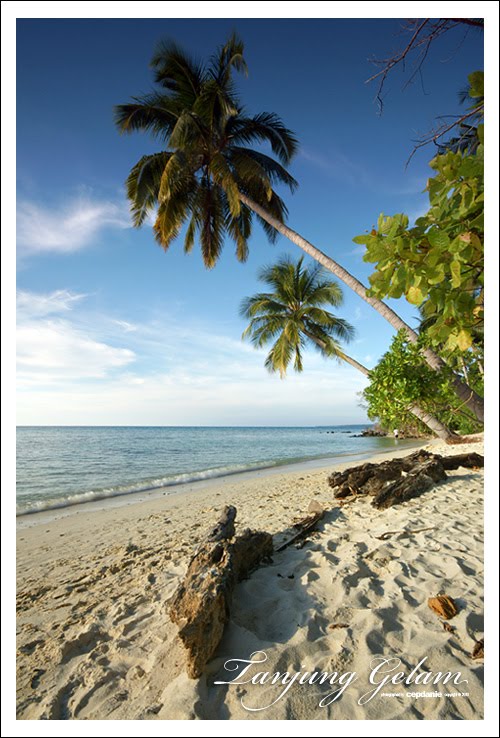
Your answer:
16;425;418;517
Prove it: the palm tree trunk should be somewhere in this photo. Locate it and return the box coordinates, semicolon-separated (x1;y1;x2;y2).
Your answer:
239;192;484;424
302;331;458;442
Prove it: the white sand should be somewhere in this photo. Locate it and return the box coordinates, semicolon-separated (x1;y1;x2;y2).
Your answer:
16;438;484;720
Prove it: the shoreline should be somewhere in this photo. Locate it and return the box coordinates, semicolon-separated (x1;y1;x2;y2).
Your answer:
16;439;423;528
16;437;484;720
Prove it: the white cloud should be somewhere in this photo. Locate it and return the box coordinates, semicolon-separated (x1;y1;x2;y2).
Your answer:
17;289;135;386
17;323;135;383
17;196;131;254
17;361;368;426
112;319;138;333
16;289;370;424
16;289;87;318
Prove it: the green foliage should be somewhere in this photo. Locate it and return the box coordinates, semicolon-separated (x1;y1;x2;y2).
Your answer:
362;332;483;435
354;142;484;357
438;71;484;155
241;256;354;377
468;70;484;99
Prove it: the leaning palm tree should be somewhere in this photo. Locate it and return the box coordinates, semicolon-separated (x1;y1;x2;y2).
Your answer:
241;256;457;441
115;33;483;424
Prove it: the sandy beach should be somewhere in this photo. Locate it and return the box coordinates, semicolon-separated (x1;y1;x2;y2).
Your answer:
16;438;484;720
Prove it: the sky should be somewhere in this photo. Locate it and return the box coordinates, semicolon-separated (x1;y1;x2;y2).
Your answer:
14;12;485;426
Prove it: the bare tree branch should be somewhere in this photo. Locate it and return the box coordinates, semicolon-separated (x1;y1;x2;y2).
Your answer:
366;19;483;115
405;103;484;166
449;18;484;28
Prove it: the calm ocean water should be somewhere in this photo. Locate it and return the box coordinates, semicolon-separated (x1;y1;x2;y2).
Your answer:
16;426;414;516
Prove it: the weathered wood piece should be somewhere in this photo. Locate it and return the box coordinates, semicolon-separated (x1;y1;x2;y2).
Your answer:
428;595;459;620
439;452;484;471
231;529;274;580
275;502;325;552
328;451;484;509
169;507;272;678
207;504;237;541
373;459;447;509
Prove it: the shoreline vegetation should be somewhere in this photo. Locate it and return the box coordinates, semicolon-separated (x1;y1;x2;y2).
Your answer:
16;435;484;720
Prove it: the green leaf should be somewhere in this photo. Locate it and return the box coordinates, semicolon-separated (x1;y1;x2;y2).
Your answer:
427;228;450;250
459;157;482;179
426;264;446;285
352;234;370;245
427;178;444;204
469;212;484;230
393;265;407;287
426;246;442;267
450;260;462;288
406;286;425;305
378;214;396;234
456;329;473;351
477;124;484;144
468;71;484;98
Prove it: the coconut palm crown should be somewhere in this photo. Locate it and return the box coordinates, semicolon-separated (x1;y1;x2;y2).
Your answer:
241;256;355;377
115;34;298;267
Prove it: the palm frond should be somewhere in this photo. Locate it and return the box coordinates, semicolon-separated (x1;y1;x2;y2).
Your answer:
210;32;248;87
227;113;299;164
184;215;197;253
197;180;225;268
194;78;239;126
158;151;194;202
228;147;298;192
239;293;288;319
114;93;179;140
168;110;206;151
126;152;172;226
293;345;303;373
150;40;205;102
153;192;192;252
304;315;354;344
264;332;295;378
209;152;241;217
304;281;344;308
242;315;288;347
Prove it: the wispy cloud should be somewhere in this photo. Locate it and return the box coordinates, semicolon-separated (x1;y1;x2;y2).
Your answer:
17;196;131;255
17;324;135;384
17;290;135;386
16;289;87;318
300;147;372;189
112;319;138;333
300;147;426;196
16;289;369;424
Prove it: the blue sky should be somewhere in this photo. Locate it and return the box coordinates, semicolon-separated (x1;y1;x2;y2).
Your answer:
15;15;484;425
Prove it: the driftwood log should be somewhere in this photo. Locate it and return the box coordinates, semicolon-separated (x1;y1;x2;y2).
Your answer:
276;501;324;552
169;505;272;678
328;450;483;509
